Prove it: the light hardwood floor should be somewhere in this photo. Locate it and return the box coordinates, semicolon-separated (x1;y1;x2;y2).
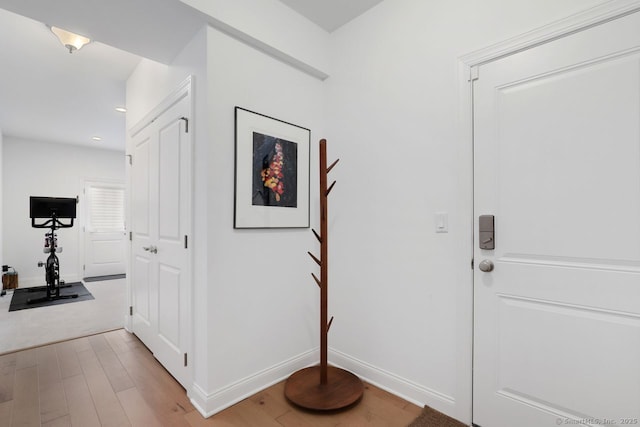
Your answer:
0;329;421;426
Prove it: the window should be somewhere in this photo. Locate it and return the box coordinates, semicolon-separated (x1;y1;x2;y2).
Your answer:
87;185;125;232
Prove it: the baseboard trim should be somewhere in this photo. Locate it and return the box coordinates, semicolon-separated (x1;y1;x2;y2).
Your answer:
329;348;456;415
189;347;319;417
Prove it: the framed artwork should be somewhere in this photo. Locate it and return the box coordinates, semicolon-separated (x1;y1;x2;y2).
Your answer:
234;107;310;228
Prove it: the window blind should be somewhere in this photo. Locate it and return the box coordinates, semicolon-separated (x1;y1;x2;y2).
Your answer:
88;186;125;231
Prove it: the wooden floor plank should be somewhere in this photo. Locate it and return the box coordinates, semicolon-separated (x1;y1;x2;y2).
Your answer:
0;400;13;427
106;330;144;354
88;335;112;354
248;380;291;420
403;401;423;417
103;330;133;355
70;337;91;354
116;387;162;426
62;374;101;427
221;398;286;427
354;387;418;426
77;344;131;427
97;349;135;393
89;335;135;393
276;409;337;427
41;415;71;427
115;349;191;427
15;348;37;371
10;365;40;427
0;353;17;403
37;345;68;424
128;348;193;411
53;341;82;380
184;409;243;427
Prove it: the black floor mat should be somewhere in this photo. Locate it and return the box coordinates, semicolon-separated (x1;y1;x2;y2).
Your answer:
83;274;126;282
9;282;94;312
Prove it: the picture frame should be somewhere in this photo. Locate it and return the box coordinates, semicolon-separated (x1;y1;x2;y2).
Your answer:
234;107;310;228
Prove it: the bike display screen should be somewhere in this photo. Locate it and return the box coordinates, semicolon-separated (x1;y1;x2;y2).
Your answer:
30;197;77;219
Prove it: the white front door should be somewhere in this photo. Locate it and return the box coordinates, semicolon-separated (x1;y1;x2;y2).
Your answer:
129;85;192;389
83;181;126;278
473;11;640;427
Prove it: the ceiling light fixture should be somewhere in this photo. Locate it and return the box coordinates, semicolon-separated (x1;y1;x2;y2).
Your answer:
92;136;102;141
115;107;127;113
49;26;91;53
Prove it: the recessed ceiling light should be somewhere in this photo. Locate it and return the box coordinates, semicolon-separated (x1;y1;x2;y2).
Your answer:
115;107;127;113
92;136;102;141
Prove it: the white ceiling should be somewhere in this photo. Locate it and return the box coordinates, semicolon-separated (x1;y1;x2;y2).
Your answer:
0;0;382;152
279;0;385;32
0;8;140;151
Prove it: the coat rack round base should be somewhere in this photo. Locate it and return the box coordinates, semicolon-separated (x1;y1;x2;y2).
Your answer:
284;366;364;410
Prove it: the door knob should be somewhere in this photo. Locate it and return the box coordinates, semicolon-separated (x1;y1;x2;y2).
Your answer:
142;246;151;251
478;259;494;272
150;246;158;254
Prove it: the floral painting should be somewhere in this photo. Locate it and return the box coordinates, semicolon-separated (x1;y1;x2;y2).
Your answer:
252;132;298;208
234;107;310;228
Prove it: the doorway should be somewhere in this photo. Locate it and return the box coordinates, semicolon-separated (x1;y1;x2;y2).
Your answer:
82;180;126;280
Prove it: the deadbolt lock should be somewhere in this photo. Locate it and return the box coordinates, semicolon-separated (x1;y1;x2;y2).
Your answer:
479;215;495;250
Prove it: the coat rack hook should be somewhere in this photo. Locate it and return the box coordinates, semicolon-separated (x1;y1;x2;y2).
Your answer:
307;251;321;266
311;273;321;287
327;159;340;174
326;181;337;197
327;316;334;333
312;228;322;243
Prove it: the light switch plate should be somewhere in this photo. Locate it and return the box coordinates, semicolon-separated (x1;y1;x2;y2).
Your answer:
435;212;448;233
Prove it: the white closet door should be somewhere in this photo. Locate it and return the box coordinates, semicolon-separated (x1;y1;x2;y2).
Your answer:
84;182;126;278
130;89;192;389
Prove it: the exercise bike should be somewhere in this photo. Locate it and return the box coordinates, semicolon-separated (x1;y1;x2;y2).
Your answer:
28;197;78;304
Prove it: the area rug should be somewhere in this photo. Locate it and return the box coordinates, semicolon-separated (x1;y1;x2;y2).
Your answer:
8;282;94;312
407;405;468;427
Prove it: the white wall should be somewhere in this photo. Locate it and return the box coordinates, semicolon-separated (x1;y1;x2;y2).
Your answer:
180;0;329;79
2;137;124;286
326;0;608;423
204;25;325;412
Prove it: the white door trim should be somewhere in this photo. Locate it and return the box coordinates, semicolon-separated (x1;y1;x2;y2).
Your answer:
455;1;640;424
129;76;194;138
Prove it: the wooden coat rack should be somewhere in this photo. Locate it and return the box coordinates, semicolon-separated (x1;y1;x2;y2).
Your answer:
284;139;364;411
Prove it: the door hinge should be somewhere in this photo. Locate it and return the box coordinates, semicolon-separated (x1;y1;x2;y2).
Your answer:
129;231;132;241
126;154;132;165
76;195;80;204
129;306;133;316
469;66;479;82
83;264;85;271
471;258;474;270
184;353;188;367
184;235;188;249
180;117;189;133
